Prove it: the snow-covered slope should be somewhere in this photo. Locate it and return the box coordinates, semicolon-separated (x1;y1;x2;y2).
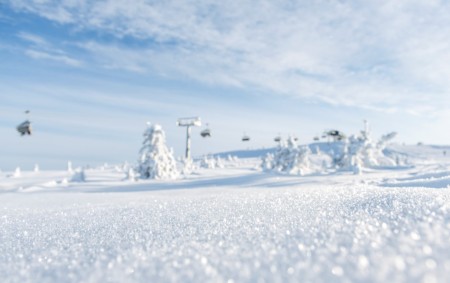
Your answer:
1;144;450;282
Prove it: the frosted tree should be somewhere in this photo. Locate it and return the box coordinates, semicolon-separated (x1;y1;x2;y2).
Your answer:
263;137;313;175
261;153;274;171
67;161;73;173
71;168;86;182
138;123;179;179
215;156;224;169
336;121;397;172
124;168;137;182
200;155;216;169
13;167;21;178
181;157;196;176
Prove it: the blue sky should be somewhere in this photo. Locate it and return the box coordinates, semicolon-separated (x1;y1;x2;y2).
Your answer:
1;0;450;170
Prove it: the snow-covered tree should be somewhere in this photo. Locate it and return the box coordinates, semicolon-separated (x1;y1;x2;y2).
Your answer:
13;167;21;178
124;168;137;181
215;156;224;169
180;157;196;176
263;137;316;175
70;168;86;182
138;123;178;179
200;155;216;169
333;121;397;172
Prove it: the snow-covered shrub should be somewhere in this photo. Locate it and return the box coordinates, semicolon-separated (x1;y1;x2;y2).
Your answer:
330;122;397;173
121;162;130;172
215;157;224;169
181;158;196;176
71;168;86;182
200;155;216;169
138;123;179;180
67;161;73;173
124;168;137;181
225;155;240;167
261;153;274;171
13;167;21;178
227;155;239;162
263;137;327;175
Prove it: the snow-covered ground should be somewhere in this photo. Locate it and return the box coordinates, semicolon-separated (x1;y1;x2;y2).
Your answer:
1;144;450;282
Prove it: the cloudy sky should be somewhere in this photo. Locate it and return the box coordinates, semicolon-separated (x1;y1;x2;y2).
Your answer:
1;0;450;170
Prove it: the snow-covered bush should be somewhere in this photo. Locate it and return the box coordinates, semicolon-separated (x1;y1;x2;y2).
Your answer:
263;137;328;175
261;153;274;171
225;155;240;167
138;123;179;179
121;162;130;172
124;168;137;181
180;158;196;176
70;168;86;182
198;156;224;169
333;122;397;173
215;157;224;169
262;122;396;176
13;167;21;178
227;155;239;162
200;155;216;169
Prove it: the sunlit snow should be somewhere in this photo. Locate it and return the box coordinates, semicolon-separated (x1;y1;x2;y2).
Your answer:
1;144;450;283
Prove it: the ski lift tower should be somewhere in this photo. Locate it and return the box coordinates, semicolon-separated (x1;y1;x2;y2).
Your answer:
177;117;201;160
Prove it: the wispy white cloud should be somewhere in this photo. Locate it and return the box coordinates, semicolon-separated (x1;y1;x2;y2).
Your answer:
16;31;83;67
6;0;450;115
24;49;82;67
17;31;48;47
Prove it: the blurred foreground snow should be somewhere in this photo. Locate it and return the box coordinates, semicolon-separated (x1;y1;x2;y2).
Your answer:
1;144;450;283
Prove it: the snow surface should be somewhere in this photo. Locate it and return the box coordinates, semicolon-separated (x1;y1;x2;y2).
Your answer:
1;144;450;283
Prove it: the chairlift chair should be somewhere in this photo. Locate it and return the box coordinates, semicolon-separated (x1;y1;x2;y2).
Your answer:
324;129;345;141
17;120;32;136
200;124;211;138
242;134;250;142
274;134;281;142
17;110;32;136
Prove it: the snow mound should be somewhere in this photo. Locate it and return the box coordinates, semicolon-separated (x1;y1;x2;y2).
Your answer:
383;170;450;188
